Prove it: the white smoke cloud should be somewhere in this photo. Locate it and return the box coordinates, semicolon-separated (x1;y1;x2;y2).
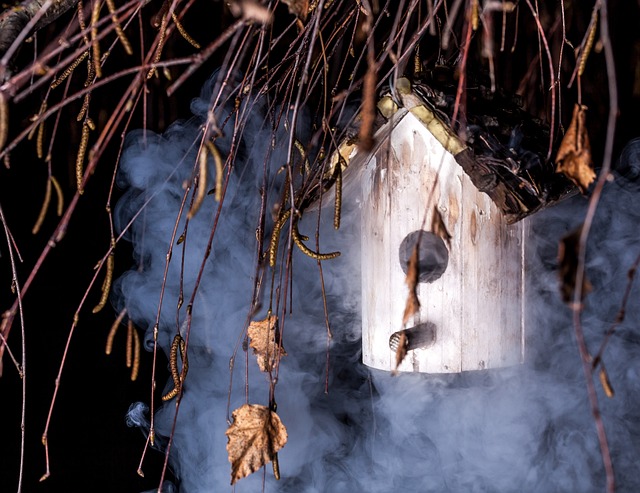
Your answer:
114;73;640;492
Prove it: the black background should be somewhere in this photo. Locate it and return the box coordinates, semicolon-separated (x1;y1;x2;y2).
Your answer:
1;2;639;492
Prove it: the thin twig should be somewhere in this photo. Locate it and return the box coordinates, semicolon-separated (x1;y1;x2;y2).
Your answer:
593;252;640;368
523;0;556;160
0;203;27;492
570;2;618;492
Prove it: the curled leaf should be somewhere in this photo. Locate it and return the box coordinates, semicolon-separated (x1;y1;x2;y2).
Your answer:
402;246;421;325
558;227;592;304
599;362;615;398
226;404;288;484
393;331;408;374
555;104;596;193
431;206;452;246
247;315;287;372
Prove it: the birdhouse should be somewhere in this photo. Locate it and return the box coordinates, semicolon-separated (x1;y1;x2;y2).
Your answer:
336;78;573;373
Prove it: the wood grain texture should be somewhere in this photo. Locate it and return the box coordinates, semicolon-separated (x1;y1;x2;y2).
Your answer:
361;112;525;373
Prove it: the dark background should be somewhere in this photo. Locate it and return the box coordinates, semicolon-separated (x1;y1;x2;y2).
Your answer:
1;1;639;492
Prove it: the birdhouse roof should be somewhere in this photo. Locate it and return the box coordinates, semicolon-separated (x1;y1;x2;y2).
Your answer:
323;77;576;224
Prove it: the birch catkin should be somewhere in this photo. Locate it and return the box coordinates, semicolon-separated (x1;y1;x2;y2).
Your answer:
76;120;92;194
188;144;209;219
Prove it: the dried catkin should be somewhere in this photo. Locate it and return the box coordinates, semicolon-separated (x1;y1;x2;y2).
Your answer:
76;121;91;194
105;308;127;355
131;327;140;381
50;51;89;89
578;11;598;77
51;176;64;216
172;12;200;49
333;165;342;230
292;223;341;261
126;319;133;368
92;245;114;313
106;0;133;55
91;0;103;78
32;177;52;234
187;144;209;219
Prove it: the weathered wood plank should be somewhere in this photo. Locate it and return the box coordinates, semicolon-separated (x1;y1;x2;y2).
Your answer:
361;111;525;373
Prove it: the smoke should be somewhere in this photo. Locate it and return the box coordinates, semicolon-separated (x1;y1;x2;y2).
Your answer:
114;74;640;492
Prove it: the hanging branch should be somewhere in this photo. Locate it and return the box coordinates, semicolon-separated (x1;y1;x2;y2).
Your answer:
569;1;618;492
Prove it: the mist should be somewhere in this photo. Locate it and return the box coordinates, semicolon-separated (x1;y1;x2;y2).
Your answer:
114;73;640;492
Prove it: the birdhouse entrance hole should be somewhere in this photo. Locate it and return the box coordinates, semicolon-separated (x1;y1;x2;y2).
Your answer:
399;230;449;283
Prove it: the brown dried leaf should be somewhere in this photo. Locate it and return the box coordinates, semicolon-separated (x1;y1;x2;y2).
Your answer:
555;104;596;193
393;331;408;374
599;362;615;398
226;404;288;484
558;228;592;304
247;315;287;372
402;246;421;325
281;0;309;20
431;206;452;245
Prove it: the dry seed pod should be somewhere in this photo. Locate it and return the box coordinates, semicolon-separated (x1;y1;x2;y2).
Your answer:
162;334;189;401
207;141;223;202
51;176;64;216
106;0;133;55
105;308;127;355
76;121;91;194
293;139;310;174
77;0;89;43
168;334;182;386
50;51;89;89
126;319;133;368
32;177;52;234
92;246;114;314
292;223;340;261
172;12;201;48
269;209;292;267
36;115;45;159
91;0;102;78
578;13;598;76
148;14;168;79
188;144;209;219
131;327;140;381
333;165;342;230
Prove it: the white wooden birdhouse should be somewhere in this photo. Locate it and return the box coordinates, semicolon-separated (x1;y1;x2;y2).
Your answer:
360;107;526;373
335;78;573;374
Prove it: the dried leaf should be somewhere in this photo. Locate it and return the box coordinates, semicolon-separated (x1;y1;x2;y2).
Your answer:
431;206;452;245
281;0;309;20
558;228;592;304
599;363;615;398
402;246;421;325
226;404;288;484
555;104;596;193
247;315;287;372
393;331;408;374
